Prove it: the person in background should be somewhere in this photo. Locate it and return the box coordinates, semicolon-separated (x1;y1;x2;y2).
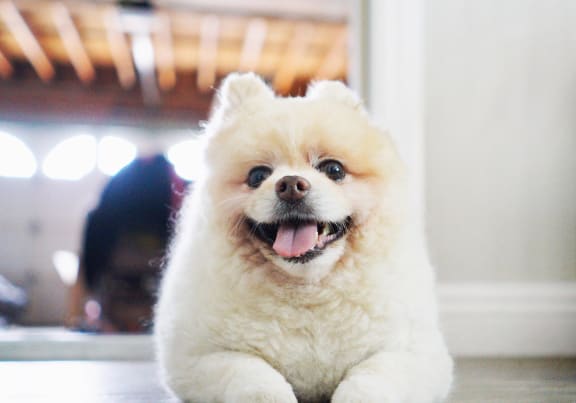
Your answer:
69;154;187;333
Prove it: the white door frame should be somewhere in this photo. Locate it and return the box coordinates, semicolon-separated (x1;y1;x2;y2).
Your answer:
350;0;426;227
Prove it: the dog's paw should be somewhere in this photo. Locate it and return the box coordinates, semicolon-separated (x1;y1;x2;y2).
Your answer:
227;382;298;403
331;376;399;403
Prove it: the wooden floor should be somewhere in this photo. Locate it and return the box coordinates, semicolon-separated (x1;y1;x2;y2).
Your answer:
451;358;576;402
0;358;574;402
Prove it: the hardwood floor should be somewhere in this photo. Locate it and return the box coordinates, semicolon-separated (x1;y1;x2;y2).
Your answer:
450;358;576;402
0;358;574;402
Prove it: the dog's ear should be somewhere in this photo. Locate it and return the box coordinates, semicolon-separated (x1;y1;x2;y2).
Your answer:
306;81;365;111
217;73;274;114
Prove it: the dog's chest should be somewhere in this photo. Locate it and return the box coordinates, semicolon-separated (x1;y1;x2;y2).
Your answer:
212;296;387;400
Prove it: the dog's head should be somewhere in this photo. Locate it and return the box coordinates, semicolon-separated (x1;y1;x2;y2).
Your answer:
200;73;405;282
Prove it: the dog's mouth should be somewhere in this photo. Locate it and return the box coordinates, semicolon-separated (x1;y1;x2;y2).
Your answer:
247;217;352;263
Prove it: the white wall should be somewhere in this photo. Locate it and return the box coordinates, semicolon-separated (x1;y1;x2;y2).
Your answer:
0;176;104;325
358;0;576;356
425;0;576;281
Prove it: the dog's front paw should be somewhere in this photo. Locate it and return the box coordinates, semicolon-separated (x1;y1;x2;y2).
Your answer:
332;376;399;403
227;381;298;403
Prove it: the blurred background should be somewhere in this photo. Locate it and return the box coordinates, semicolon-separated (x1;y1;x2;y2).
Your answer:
0;0;350;331
0;0;574;356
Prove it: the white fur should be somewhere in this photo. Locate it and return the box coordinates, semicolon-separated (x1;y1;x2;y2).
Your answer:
155;74;453;402
306;81;364;112
217;72;274;115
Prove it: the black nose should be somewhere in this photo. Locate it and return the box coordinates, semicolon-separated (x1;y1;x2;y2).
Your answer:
275;175;311;201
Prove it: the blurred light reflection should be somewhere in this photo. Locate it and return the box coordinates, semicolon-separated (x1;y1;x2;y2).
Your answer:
166;138;205;181
97;136;137;176
0;131;37;178
52;250;79;286
43;135;97;180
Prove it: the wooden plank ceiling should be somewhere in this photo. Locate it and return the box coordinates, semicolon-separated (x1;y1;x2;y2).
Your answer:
0;0;349;106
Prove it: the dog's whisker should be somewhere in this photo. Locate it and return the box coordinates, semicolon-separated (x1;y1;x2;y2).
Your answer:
228;214;249;237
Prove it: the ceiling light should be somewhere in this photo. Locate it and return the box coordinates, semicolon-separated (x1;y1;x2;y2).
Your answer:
166;138;205;181
98;136;137;176
0;131;37;178
43;135;97;180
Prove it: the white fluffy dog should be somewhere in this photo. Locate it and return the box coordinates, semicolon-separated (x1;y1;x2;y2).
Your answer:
154;73;453;402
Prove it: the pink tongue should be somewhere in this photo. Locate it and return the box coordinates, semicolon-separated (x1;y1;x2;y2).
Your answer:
273;223;318;258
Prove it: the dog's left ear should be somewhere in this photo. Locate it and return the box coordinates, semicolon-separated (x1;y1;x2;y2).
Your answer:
217;73;274;114
306;81;365;112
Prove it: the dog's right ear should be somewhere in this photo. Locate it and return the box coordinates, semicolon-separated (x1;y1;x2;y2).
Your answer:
217;73;274;114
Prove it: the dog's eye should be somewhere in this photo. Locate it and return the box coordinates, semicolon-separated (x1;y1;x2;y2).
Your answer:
317;160;346;181
247;166;273;188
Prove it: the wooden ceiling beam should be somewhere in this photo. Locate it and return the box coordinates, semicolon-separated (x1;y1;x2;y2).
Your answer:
102;6;136;89
0;0;55;82
238;17;267;72
153;11;176;91
51;2;95;84
0;2;349;96
0;48;13;78
197;14;219;93
315;27;347;80
273;23;313;94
